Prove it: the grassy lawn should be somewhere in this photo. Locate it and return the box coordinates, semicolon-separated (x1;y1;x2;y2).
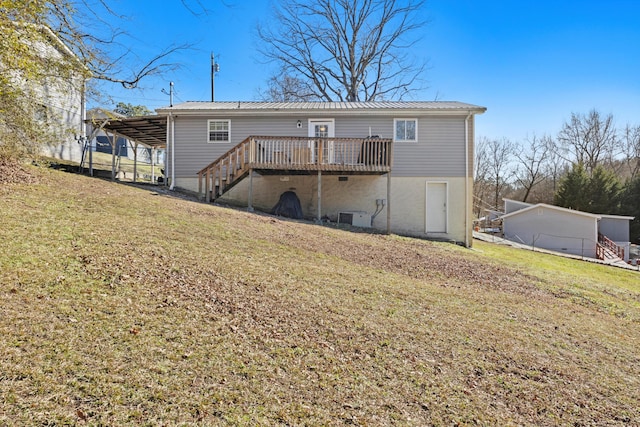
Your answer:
1;164;639;425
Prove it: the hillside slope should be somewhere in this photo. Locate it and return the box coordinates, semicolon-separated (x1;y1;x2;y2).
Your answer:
1;166;639;426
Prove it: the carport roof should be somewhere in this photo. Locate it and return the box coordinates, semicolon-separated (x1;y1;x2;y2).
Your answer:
95;115;167;148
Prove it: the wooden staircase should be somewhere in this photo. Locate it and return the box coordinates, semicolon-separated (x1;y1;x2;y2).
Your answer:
197;137;252;202
197;136;393;202
596;233;625;262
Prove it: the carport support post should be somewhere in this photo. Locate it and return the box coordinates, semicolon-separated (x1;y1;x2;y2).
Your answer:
151;147;155;183
89;137;93;177
133;142;138;183
316;170;322;223
110;131;118;181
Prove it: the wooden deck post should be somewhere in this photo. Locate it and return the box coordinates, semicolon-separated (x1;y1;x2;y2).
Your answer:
247;168;254;212
317;170;322;223
386;171;391;234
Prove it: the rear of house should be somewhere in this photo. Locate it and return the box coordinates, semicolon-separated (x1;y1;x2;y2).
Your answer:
157;101;486;246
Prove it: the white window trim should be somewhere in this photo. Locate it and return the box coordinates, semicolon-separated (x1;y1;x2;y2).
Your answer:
393;118;418;143
207;119;231;143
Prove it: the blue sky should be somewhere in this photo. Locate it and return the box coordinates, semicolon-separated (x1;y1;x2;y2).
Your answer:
98;0;640;142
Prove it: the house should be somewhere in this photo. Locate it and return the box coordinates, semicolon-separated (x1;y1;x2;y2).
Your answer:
501;199;634;261
26;25;87;162
154;101;486;246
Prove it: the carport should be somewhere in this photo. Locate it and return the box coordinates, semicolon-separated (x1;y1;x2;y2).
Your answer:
84;114;167;183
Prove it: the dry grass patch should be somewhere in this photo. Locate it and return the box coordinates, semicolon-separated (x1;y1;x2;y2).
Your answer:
1;165;639;425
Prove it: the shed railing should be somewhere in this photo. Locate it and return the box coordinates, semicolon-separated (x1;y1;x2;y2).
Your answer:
597;233;625;260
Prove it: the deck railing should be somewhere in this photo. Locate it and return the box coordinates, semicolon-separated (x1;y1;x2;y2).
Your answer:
197;136;392;201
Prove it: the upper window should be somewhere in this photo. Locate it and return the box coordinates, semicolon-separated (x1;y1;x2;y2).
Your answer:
394;118;417;142
207;120;230;143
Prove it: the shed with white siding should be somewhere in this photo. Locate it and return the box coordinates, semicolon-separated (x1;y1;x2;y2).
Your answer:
501;200;634;261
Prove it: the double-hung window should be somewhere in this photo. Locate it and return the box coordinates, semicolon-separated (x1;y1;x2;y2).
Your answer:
207;119;230;143
394;118;418;142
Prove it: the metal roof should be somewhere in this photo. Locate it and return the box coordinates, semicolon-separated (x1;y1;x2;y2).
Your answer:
93;101;485;147
157;101;486;114
500;202;635;221
95;115;167;148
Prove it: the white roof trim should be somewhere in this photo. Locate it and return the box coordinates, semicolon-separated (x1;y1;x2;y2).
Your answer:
502;198;533;206
156;101;487;116
500;203;601;220
500;199;634;221
599;214;635;221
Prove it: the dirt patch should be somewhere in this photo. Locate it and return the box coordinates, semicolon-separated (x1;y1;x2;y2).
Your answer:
0;158;38;184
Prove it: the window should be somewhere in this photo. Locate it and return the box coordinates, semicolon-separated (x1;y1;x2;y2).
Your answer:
394;118;417;142
207;120;230;143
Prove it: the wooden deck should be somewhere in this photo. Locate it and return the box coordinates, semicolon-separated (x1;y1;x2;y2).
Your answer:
198;136;393;201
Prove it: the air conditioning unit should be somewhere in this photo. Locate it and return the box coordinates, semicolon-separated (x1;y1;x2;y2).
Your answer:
338;211;371;228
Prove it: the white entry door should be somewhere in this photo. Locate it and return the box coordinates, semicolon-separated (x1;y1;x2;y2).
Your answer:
308;119;335;163
426;182;448;233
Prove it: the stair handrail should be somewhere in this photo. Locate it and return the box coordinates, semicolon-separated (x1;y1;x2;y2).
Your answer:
598;233;625;259
197;136;252;176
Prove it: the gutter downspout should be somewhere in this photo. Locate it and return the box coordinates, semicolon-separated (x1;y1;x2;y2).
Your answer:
169;112;175;190
464;112;472;248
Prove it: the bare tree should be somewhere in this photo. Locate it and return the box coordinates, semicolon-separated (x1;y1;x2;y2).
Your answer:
473;138;492;218
556;109;618;175
620;123;640;179
48;1;190;90
513;134;551;203
1;0;195;159
257;0;427;102
538;136;568;203
256;72;319;102
475;137;515;212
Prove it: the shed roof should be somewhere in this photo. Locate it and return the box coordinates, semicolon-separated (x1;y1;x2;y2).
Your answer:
500;203;601;220
500;203;634;221
599;213;635;221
